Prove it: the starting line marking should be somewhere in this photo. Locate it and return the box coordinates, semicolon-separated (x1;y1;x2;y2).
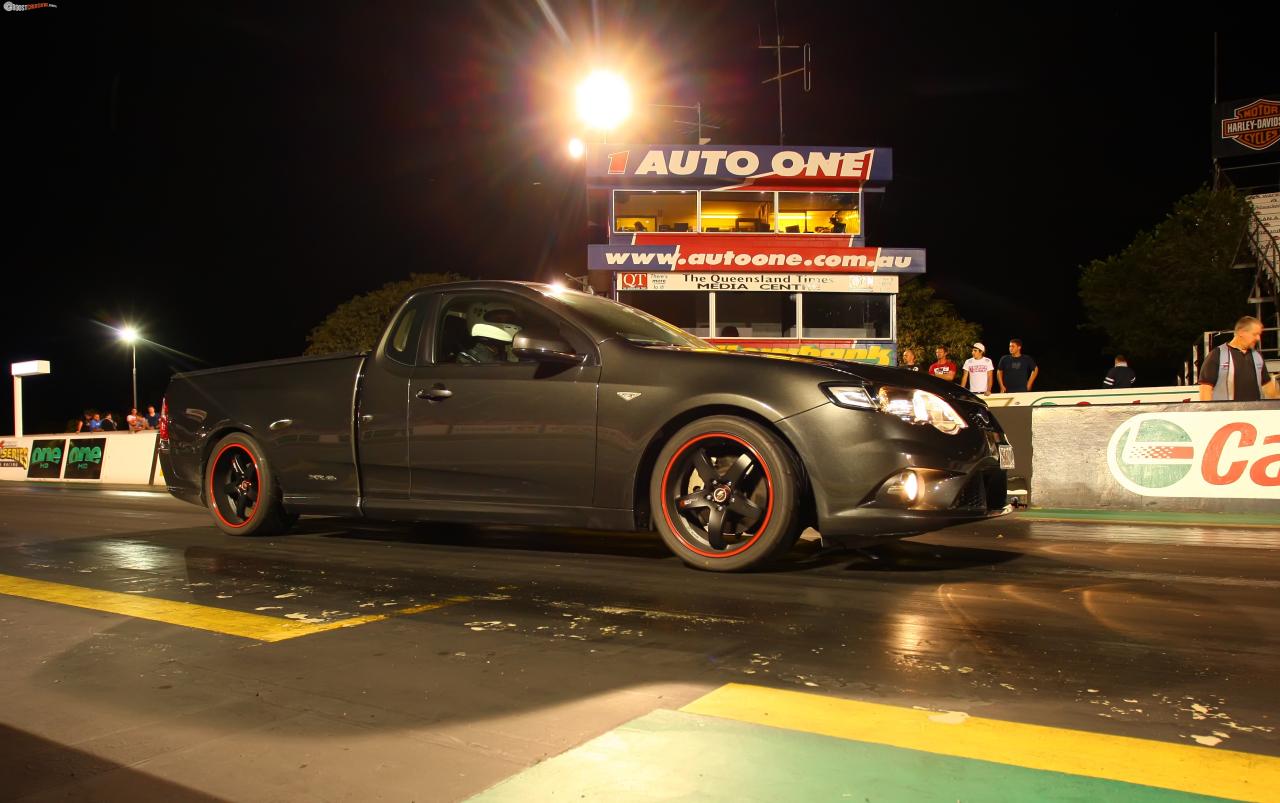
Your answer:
681;683;1279;801
0;573;468;642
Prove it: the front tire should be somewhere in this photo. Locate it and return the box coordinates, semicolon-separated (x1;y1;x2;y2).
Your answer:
650;416;803;571
205;433;294;537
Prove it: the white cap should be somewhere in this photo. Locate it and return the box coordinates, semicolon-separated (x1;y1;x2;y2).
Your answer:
973;342;985;353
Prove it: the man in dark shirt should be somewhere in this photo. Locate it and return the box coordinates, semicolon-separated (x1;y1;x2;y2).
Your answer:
900;348;922;372
1103;355;1136;388
997;339;1039;393
1198;316;1277;401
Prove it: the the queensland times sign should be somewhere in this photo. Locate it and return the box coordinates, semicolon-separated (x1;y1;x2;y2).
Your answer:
587;145;892;187
1033;403;1280;514
1214;96;1280;157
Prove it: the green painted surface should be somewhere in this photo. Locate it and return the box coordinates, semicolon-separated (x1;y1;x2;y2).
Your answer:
468;709;1231;802
1024;508;1280;528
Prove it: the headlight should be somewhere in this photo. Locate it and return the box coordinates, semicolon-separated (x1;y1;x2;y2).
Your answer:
824;384;968;435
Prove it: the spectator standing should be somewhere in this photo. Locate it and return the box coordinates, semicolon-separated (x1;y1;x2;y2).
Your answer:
100;412;118;432
127;407;147;432
76;411;93;432
1198;316;1278;401
998;339;1039;393
1103;356;1137;388
961;343;995;396
901;348;921;372
928;346;958;383
88;412;103;432
145;405;160;429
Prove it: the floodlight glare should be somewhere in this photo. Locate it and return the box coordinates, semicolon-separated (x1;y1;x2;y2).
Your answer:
575;71;632;131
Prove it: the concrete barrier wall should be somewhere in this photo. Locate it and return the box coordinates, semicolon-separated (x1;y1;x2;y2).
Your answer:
0;431;162;485
1032;401;1280;514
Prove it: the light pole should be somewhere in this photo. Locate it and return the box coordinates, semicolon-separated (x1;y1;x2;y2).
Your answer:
117;326;139;412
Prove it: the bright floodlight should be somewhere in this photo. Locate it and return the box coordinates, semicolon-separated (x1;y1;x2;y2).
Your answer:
118;326;139;344
567;137;585;159
575;70;632;131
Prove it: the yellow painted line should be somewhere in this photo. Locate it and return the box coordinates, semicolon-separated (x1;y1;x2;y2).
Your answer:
0;573;468;642
682;683;1280;801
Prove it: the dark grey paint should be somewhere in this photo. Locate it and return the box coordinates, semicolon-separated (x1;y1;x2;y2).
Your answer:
160;280;1009;546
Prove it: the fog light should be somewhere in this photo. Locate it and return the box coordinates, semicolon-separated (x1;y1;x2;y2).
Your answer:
884;469;920;505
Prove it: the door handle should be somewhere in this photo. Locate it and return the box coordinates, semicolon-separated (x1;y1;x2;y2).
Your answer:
416;385;453;401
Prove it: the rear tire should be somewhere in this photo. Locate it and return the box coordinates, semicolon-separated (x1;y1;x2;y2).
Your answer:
650;416;803;571
205;433;294;537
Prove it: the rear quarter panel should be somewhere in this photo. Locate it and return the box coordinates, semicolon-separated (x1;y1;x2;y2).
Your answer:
163;354;365;512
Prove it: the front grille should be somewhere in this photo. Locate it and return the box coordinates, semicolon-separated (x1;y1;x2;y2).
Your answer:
952;469;1007;512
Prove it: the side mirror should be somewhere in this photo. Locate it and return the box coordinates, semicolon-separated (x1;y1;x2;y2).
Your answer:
512;333;583;364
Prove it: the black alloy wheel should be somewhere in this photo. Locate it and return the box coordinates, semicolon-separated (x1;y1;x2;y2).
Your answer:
651;416;803;571
205;433;294;537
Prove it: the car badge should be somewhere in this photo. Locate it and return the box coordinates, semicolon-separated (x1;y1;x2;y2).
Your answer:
617;392;642;401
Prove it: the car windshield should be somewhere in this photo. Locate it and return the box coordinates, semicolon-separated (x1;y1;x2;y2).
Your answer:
545;289;711;349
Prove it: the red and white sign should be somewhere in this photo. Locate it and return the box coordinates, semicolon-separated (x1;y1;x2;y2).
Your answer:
1107;410;1280;499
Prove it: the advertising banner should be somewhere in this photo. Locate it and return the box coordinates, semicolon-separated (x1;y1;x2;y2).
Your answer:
1033;402;1280;514
1213;96;1280;157
590;237;924;274
26;438;66;479
587;145;892;187
64;438;107;480
0;439;30;473
615;272;898;293
709;339;894;367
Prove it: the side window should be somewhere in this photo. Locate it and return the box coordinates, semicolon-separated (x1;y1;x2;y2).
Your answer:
384;296;430;365
434;294;584;365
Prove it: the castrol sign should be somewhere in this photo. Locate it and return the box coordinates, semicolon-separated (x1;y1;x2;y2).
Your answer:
1107;410;1280;499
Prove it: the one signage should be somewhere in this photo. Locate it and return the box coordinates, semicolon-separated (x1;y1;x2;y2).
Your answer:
588;145;893;185
27;438;66;479
0;440;30;471
590;239;924;274
1213;96;1280;157
1107;410;1280;499
64;438;107;480
616;272;898;294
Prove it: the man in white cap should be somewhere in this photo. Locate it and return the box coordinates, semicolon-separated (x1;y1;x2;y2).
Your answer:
961;342;995;396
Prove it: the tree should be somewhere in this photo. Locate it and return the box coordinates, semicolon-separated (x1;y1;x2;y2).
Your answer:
305;272;466;355
895;277;982;365
1079;186;1250;364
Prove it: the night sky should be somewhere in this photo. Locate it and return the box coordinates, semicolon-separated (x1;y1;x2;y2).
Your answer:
4;3;1274;434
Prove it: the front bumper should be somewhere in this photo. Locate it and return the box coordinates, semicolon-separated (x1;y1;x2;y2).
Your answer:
776;399;1010;547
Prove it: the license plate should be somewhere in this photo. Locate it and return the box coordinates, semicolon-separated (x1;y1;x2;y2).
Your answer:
998;444;1015;469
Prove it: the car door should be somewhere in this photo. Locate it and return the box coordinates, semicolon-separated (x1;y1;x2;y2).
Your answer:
356;292;436;500
407;290;600;510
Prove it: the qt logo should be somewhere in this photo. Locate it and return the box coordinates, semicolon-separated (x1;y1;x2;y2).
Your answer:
1109;417;1194;489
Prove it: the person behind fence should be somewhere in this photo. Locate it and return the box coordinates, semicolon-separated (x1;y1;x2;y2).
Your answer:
126;407;147;432
1103;355;1136;388
100;412;119;432
1198;316;1278;401
145;404;160;429
900;347;921;372
998;338;1039;393
928;346;958;382
961;343;995;396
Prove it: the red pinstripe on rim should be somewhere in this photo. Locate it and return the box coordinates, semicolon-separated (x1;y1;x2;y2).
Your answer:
659;432;774;559
209;443;259;529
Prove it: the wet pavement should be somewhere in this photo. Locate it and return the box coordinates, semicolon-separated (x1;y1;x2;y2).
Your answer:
0;482;1277;801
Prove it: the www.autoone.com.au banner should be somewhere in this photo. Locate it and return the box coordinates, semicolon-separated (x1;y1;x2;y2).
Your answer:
589;238;924;273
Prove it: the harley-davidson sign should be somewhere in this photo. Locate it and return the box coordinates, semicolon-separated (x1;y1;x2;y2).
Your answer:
1214;96;1280;157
